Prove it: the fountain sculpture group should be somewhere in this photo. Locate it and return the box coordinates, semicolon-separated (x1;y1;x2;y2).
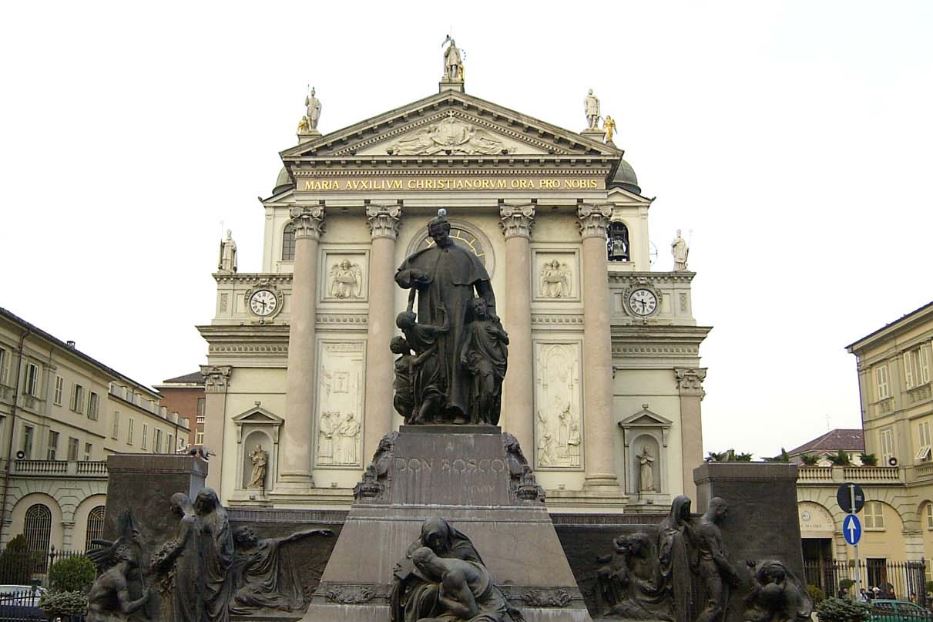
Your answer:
87;210;808;622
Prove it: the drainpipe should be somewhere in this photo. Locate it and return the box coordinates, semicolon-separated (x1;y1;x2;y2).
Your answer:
0;327;32;545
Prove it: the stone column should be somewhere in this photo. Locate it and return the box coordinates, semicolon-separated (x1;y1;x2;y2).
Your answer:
363;203;401;461
577;204;621;490
200;364;231;492
278;205;325;491
675;366;706;501
498;201;535;453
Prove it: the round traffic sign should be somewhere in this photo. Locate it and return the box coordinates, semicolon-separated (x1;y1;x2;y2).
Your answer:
837;482;865;513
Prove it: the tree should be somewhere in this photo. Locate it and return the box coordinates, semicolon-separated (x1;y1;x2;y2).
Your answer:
800;454;820;466
829;450;850;466
860;453;878;466
0;534;39;585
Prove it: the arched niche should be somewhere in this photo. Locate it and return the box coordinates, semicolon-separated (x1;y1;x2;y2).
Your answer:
232;406;282;499
618;404;671;501
631;434;662;495
241;429;272;491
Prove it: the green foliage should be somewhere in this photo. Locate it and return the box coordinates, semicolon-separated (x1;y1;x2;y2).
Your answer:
839;578;856;591
800;454;820;466
860;453;878;466
39;590;88;616
807;584;826;604
0;534;39;584
764;448;790;463
926;579;933;594
706;449;755;462
815;597;870;622
48;555;96;593
829;450;851;466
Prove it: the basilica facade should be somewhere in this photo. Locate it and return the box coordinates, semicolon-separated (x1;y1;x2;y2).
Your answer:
198;66;710;513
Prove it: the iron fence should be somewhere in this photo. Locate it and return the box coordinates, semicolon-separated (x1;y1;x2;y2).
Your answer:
0;546;86;587
804;559;929;606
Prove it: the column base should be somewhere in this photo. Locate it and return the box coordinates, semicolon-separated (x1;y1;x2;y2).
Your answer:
583;473;622;493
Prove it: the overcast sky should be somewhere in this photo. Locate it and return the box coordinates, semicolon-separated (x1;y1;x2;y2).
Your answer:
1;1;930;458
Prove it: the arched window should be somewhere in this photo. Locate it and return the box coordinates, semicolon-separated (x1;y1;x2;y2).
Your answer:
607;221;630;262
282;223;296;261
85;506;106;550
24;503;51;572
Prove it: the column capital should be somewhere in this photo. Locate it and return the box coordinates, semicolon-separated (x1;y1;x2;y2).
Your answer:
289;205;326;240
577;203;612;239
498;201;536;239
200;365;232;393
366;202;402;240
674;367;707;398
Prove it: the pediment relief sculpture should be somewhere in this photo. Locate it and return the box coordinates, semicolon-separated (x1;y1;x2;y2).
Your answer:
385;114;515;156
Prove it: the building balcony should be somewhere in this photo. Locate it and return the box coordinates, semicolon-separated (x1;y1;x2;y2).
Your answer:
797;465;904;485
10;460;108;477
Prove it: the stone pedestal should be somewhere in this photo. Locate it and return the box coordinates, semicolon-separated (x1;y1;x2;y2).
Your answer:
694;462;804;578
302;426;592;621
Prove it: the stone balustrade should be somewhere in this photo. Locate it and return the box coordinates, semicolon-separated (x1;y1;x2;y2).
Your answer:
12;460;108;477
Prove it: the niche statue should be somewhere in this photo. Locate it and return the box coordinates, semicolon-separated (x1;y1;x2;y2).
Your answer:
394;209;506;425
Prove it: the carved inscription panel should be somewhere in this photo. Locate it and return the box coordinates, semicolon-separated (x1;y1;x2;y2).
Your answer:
534;342;583;470
315;341;364;467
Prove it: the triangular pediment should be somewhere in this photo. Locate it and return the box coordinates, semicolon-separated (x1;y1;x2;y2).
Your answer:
282;91;621;161
618;406;672;429
232;406;283;426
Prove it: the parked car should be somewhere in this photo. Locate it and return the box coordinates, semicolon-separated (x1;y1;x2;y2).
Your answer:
870;599;933;622
0;584;47;620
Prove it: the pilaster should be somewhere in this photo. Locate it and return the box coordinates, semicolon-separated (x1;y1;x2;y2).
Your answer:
675;366;706;501
278;205;325;493
363;202;402;461
577;203;621;492
200;364;231;492
499;201;535;453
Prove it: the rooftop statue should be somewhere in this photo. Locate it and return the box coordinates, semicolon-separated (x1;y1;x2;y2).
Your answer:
671;229;689;271
442;35;464;82
218;229;237;273
305;86;321;130
585;89;601;130
395;209;505;424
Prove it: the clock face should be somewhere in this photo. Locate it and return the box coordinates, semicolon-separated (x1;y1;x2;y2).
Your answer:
249;289;278;317
628;289;658;316
422;226;486;264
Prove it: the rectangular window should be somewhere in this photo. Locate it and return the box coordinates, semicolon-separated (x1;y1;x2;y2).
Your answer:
87;392;99;421
71;384;85;413
195;430;204;445
21;425;34;459
84;443;92;461
67;437;79;461
111;412;119;439
141;424;148;450
918;421;933;462
154;428;162;454
906;351;917;388
127;418;135;445
927;504;933;529
53;376;63;405
880;428;895;465
875;365;891;400
921;344;932;384
167;434;174;453
0;348;6;385
24;363;39;397
197;398;205;417
864;501;885;529
47;431;59;461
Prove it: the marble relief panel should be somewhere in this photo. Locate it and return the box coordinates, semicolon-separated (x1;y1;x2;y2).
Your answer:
321;251;368;302
533;341;583;470
532;250;579;302
315;341;364;467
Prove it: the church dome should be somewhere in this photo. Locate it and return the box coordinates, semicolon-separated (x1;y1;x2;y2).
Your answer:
272;167;294;195
609;159;641;195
